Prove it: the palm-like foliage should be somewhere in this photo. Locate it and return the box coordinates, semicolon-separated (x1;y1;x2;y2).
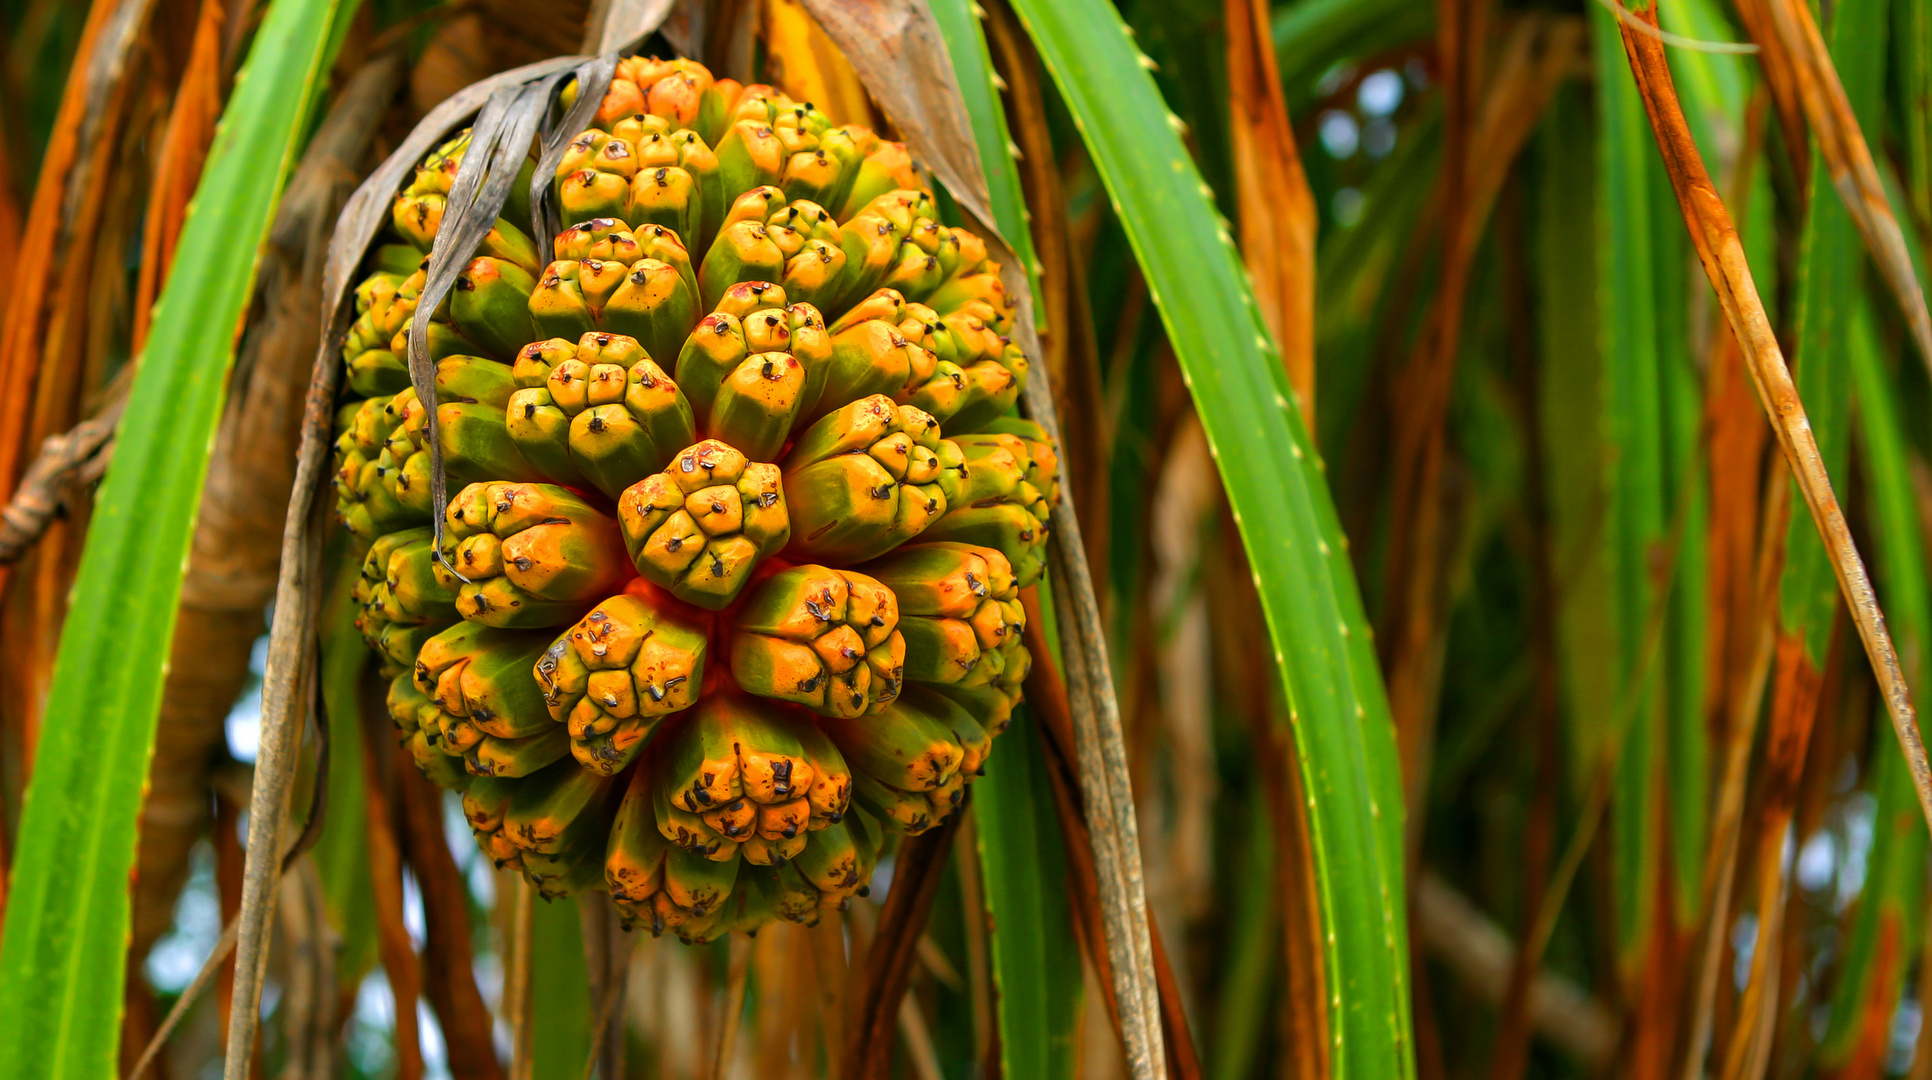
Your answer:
0;0;1930;1077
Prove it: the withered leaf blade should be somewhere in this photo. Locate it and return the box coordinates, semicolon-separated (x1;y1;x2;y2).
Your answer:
409;76;569;567
529;54;621;247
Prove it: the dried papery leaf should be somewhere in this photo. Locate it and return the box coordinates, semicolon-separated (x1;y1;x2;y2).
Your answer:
588;0;684;54
406;74;568;563
1749;0;1932;379
131;0;224;355
527;53;619;256
1224;0;1315;426
1614;4;1932;847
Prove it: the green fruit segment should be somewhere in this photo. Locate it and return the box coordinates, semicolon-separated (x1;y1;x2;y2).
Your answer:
616;440;790;610
503;332;697;498
781;396;953;564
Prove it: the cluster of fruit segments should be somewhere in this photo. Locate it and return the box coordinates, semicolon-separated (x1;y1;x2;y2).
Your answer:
331;56;1059;939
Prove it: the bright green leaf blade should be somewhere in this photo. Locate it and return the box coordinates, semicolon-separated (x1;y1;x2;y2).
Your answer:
974;710;1082;1079
926;0;1044;323
0;0;345;1071
1000;0;1413;1072
530;897;591;1077
313;545;376;986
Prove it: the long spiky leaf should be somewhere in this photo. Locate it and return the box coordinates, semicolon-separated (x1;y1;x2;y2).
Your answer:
999;0;1414;1073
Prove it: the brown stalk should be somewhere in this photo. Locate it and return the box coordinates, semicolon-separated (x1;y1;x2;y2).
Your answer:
845;813;962;1079
362;721;425;1080
1223;0;1316;426
1671;90;1779;1080
1413;873;1618;1069
1913;904;1932;1080
507;875;535;1080
396;755;506;1080
1617;0;1932;853
1679;466;1789;1080
0;109;19;307
953;810;996;1073
1728;0;1808;188
0;392;124;566
1145;418;1216;927
0;0;138;540
1718;631;1825;1080
1488;169;1565;1080
1021;588;1205;1080
274;855;339;1080
577;893;631;1080
897;996;946;1080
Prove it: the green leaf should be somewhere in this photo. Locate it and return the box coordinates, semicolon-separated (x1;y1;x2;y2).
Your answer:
1779;0;1887;662
999;0;1413;1072
1531;86;1617;795
312;543;377;987
973;710;1083;1079
1591;0;1704;966
529;897;592;1078
925;0;1044;323
0;0;345;1071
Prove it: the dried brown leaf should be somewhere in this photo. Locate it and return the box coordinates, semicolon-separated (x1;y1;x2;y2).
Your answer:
131;0;224;355
1224;0;1316;424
